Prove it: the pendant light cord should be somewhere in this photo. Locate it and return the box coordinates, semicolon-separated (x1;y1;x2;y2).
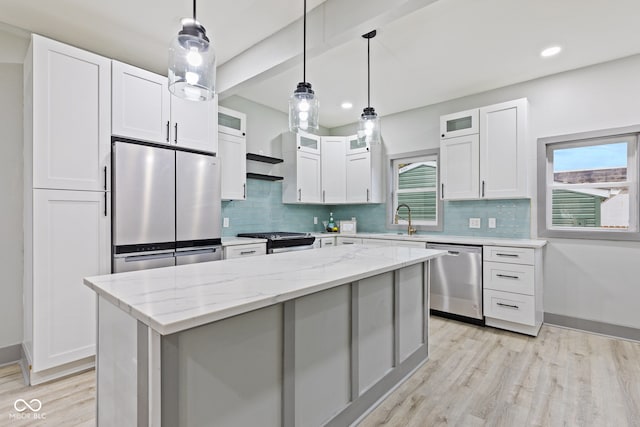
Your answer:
367;36;371;109
303;0;307;83
193;0;197;20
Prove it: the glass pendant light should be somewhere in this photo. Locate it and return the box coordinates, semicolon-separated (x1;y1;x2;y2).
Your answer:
358;30;381;145
289;0;319;132
168;0;216;101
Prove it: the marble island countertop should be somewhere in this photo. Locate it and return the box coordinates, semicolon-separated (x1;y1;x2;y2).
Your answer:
84;245;445;336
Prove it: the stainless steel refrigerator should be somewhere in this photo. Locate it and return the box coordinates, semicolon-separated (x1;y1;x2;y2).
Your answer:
112;140;222;273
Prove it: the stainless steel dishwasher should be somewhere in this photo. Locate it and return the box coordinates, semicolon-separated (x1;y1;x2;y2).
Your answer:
427;243;483;325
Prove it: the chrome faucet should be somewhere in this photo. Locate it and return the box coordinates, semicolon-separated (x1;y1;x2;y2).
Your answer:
395;204;417;235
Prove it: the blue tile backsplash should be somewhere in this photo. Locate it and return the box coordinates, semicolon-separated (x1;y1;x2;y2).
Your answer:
222;180;531;238
221;179;330;236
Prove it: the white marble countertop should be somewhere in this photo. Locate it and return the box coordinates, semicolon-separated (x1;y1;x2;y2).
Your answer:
312;232;546;248
84;245;445;336
221;237;267;247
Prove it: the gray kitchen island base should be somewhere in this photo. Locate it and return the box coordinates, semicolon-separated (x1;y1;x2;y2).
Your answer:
97;262;430;427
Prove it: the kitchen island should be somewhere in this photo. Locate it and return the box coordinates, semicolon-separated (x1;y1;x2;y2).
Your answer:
84;245;445;427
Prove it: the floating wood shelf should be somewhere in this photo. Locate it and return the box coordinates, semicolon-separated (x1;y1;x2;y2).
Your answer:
246;173;283;181
246;153;283;164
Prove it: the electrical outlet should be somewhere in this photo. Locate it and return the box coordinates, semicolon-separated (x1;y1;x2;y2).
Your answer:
313;217;318;225
469;218;481;229
223;217;229;228
488;218;497;228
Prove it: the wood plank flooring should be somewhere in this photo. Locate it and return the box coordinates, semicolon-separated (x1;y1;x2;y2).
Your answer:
1;316;638;426
0;364;94;426
359;316;640;427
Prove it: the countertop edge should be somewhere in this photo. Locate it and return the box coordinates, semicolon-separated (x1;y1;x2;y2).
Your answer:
313;232;547;248
85;247;446;336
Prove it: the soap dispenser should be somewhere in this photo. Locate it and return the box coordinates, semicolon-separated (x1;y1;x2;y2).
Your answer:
327;212;336;232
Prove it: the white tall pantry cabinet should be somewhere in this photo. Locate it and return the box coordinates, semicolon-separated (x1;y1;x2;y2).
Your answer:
23;35;111;384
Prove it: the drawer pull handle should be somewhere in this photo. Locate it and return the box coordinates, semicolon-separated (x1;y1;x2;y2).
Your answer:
240;250;256;255
497;302;519;310
496;274;520;280
496;253;519;258
447;250;460;255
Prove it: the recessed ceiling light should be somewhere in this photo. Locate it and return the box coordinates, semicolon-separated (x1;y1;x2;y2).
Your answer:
341;102;353;109
541;46;562;58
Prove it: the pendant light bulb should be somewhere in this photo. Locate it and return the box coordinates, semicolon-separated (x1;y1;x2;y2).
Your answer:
289;0;319;132
358;30;381;145
168;2;216;102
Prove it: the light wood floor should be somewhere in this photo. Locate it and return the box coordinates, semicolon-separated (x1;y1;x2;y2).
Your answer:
1;317;639;426
0;364;94;426
359;316;640;427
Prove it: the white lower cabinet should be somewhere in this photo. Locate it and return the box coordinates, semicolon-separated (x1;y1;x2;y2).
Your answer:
359;238;388;247
25;189;110;382
320;237;336;247
223;243;266;259
483;245;543;336
484;289;536;326
336;237;363;245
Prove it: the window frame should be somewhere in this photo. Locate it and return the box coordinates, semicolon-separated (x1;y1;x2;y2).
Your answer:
537;125;640;241
387;148;443;232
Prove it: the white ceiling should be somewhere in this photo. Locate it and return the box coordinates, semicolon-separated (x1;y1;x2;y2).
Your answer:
2;0;640;129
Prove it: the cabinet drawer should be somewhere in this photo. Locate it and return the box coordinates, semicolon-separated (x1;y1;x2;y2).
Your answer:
483;289;535;326
224;244;266;259
320;237;336;247
337;237;363;245
483;246;534;265
483;262;534;295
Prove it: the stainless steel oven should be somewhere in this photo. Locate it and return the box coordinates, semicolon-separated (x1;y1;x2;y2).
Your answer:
236;232;315;254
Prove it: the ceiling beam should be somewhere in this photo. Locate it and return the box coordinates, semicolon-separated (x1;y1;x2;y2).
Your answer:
217;0;439;98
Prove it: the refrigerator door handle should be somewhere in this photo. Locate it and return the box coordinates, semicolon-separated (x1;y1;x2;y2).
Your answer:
175;247;219;257
122;252;175;262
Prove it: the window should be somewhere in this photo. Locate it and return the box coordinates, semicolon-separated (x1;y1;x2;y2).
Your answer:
538;126;639;240
388;149;442;231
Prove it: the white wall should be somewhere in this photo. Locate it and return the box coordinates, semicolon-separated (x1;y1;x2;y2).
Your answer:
332;54;640;330
0;63;24;348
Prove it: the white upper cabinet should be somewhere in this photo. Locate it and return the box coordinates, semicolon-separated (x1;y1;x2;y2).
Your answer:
29;35;111;191
346;134;369;154
346;139;384;204
111;61;170;143
479;98;528;199
283;132;383;204
321;136;346;203
440;98;528;200
440;108;479;139
170;94;218;153
297;152;322;203
346;152;372;203
112;61;217;153
218;106;246;137
440;134;480;200
282;132;322;203
297;131;321;155
219;132;247;200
